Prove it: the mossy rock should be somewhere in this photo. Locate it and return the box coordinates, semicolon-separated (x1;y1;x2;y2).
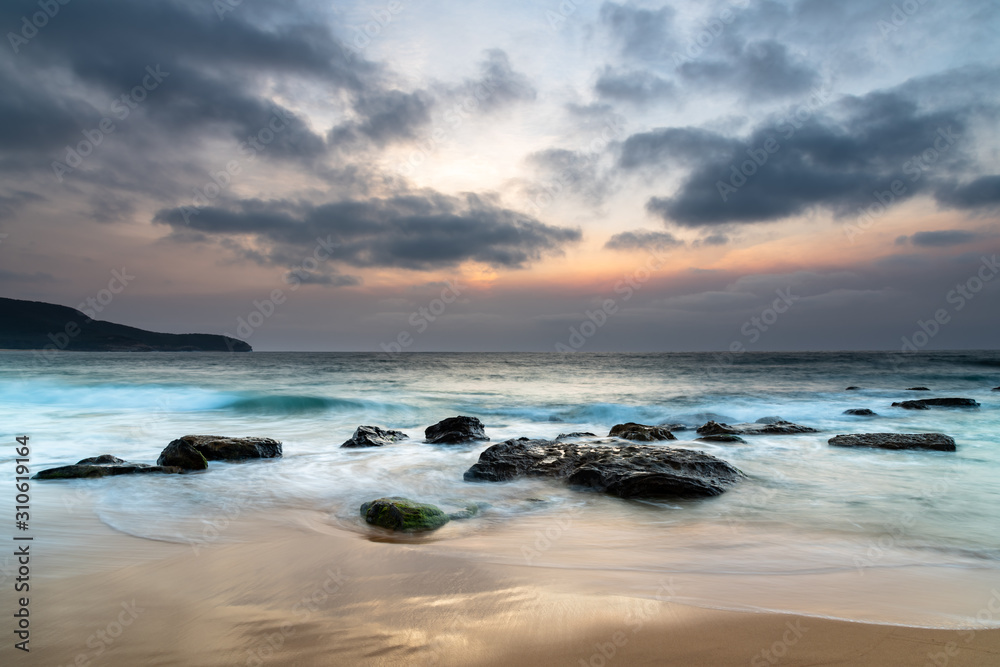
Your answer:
360;497;450;532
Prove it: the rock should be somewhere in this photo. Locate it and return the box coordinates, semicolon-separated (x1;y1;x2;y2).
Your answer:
608;423;677;441
447;503;484;520
754;416;784;424
906;387;931;391
828;433;956;452
657;422;690;432
157;439;209;470
169;435;282;461
891;398;980;410
77;454;126;465
696;434;747;444
341;425;408;448
845;386;861;391
464;438;744;499
696;420;818;436
844;408;878;416
993;386;1000;391
556;432;596;440
425;416;488;444
360;497;450;532
35;456;183;479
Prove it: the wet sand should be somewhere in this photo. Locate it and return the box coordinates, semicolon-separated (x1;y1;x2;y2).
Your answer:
5;508;1000;667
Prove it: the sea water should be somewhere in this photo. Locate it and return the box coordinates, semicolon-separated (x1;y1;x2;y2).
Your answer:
1;350;998;628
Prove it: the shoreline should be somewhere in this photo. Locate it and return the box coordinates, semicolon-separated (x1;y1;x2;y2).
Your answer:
6;507;1000;666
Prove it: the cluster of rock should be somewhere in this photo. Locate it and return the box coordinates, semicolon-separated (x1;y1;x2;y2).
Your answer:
463;438;745;499
34;436;282;479
39;382;994;533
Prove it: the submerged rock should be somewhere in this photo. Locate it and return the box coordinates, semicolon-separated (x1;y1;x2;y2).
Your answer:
828;433;956;452
993;386;1000;391
360;497;450;532
844;408;878;416
696;420;818;436
906;387;931;391
425;416;488;444
845;386;861;391
556;432;596;440
464;438;744;499
341;425;408;448
696;434;747;444
168;435;282;461
35;456;183;479
157;439;209;470
608;423;677;442
891;398;980;410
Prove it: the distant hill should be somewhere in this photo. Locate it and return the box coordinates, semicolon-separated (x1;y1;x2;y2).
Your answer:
0;297;251;352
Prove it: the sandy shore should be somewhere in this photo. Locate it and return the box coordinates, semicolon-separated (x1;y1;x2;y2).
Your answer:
1;506;997;667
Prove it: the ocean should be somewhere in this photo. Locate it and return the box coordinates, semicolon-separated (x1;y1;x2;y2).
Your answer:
3;350;999;629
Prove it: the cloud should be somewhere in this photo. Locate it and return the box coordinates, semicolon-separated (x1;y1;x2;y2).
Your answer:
639;86;978;227
285;270;362;287
154;192;581;270
677;40;818;101
909;230;979;247
605;230;683;250
456;49;537;113
594;67;675;103
935;175;1000;209
599;2;677;60
619;127;738;169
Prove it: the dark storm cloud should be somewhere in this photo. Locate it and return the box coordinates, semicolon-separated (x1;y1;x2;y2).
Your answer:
153;193;581;270
594;67;675;103
935;175;1000;209
0;0;405;197
909;230;979;247
599;2;677;60
640;88;976;227
604;230;683;250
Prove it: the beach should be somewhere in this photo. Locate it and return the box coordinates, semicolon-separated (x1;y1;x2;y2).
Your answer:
7;501;1000;667
3;350;1000;665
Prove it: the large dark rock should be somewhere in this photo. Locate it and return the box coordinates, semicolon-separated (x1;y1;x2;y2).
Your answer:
157;439;209;470
169;435;282;461
360;497;450;532
906;387;931;391
828;433;956;452
696;434;747;444
844;408;878;416
424;416;488;444
891;398;980;410
608;423;677;442
845;386;861;391
696;420;818;436
464;438;744;499
35;456;183;479
341;425;408;448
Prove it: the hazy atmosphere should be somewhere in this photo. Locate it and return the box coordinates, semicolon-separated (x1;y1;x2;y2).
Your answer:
2;0;998;350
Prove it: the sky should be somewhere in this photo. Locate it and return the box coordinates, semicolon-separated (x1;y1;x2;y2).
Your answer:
0;0;998;352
